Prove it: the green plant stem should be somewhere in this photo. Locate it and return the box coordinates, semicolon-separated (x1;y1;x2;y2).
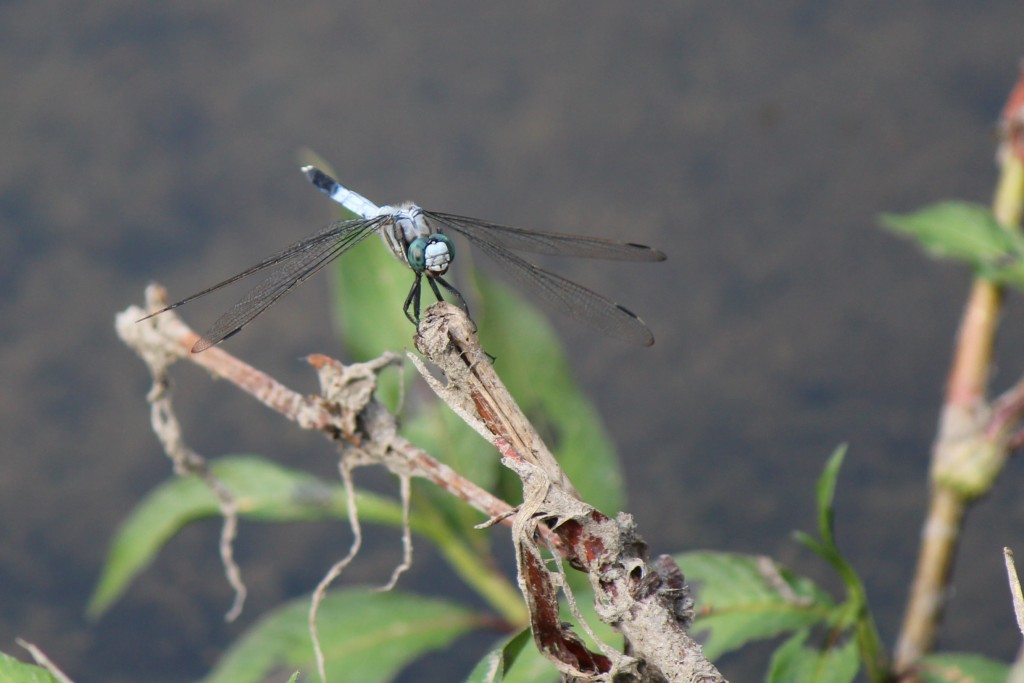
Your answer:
416;508;529;626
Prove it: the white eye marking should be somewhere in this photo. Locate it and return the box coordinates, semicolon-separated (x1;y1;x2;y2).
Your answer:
424;240;451;272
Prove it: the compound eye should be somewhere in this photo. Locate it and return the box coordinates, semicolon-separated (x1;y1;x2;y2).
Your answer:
406;237;428;273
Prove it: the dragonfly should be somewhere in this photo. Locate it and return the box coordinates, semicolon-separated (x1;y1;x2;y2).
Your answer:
143;165;666;352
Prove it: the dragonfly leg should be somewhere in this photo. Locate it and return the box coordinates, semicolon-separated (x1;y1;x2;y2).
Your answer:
426;277;445;304
433;276;471;318
403;275;423;324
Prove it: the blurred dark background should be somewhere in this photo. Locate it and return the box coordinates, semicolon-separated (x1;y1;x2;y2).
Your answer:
3;2;1024;681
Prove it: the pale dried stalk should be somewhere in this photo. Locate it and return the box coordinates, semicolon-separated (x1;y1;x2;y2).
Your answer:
411;302;723;683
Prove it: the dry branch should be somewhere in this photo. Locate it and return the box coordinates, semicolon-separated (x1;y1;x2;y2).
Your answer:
116;285;722;682
412;303;722;682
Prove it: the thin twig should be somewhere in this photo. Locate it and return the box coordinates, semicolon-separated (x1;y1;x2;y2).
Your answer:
16;639;75;683
310;460;363;683
1007;547;1024;683
377;473;413;592
1005;548;1024;637
117;289;247;620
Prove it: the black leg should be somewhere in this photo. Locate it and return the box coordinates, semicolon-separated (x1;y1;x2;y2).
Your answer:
427;277;444;303
435;276;470;317
410;274;472;325
403;274;423;324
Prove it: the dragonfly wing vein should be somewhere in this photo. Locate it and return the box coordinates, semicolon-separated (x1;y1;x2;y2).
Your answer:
437;219;655;346
426;211;665;262
192;217;384;351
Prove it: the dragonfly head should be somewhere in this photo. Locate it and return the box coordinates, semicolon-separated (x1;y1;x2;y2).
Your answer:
407;234;454;275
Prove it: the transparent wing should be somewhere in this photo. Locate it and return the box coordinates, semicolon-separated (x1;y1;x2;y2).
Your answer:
431;215;656;346
425;211;666;261
145;215;387;352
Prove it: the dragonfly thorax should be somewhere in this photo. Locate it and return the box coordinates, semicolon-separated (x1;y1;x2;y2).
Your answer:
379;202;436;265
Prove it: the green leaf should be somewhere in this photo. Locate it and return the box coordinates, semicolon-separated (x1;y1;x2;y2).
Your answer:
474;275;625;513
0;651;61;683
482;630;560;683
403;400;501;495
766;628;860;683
200;588;483;683
916;652;1010;683
678;551;835;659
792;447;888;680
486;636;559;683
403;405;501;561
464;629;545;683
88;456;405;618
881;201;1024;286
794;446;863;594
331;233;418;360
815;445;845;553
497;649;559;683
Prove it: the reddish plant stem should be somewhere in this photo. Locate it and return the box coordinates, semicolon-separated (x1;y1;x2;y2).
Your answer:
894;67;1024;675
